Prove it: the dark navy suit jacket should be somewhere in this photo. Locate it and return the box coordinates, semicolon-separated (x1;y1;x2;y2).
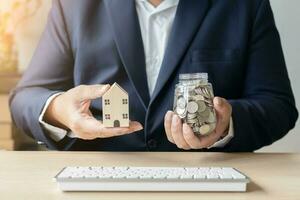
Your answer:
9;0;298;151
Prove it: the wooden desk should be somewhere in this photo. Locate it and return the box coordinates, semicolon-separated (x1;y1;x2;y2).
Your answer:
0;152;299;200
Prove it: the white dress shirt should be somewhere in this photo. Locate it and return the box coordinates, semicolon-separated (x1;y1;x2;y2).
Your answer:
136;0;178;95
39;0;234;148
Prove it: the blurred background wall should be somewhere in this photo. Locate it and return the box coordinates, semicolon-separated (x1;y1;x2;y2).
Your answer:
0;0;51;72
0;0;299;151
259;0;300;152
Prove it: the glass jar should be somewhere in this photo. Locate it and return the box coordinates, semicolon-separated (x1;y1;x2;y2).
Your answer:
173;73;216;136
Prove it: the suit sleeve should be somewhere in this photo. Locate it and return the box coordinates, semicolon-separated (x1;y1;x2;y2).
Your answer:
9;0;76;150
223;0;298;152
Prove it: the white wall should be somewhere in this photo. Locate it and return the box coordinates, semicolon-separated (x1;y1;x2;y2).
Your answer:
2;0;299;152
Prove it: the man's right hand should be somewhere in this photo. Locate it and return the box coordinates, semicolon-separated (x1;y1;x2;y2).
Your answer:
44;84;143;140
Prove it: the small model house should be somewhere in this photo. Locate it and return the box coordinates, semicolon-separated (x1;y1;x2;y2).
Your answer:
102;83;129;127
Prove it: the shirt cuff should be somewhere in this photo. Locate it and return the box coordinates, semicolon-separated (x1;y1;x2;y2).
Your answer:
39;92;69;142
208;117;234;148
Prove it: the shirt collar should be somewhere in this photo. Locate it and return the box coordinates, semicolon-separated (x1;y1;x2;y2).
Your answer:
136;0;179;14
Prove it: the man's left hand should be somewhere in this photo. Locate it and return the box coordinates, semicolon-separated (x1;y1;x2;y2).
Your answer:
164;97;232;150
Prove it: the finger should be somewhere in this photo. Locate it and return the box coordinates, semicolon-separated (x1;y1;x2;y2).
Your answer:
171;115;191;150
182;123;204;149
71;116;143;140
214;97;232;137
196;131;221;148
70;116;104;140
80;100;91;113
164;111;175;143
192;98;232;148
99;121;143;138
73;84;111;101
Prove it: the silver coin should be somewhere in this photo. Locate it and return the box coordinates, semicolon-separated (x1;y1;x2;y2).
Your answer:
197;101;207;112
194;95;205;101
187;113;197;119
187;123;196;127
208;87;214;98
176;87;184;94
176;107;186;115
209;123;216;132
207;111;216;123
187;101;198;114
197;116;206;124
176;96;186;109
192;126;200;133
194;88;202;95
198;107;210;118
187;96;194;102
178;110;187;119
178;114;187;119
199;124;211;135
202;87;211;98
186;117;198;124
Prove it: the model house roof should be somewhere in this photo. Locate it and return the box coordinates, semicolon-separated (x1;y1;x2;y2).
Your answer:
103;82;128;98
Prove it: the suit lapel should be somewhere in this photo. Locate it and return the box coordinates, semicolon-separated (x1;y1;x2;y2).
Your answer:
104;0;150;109
151;0;211;104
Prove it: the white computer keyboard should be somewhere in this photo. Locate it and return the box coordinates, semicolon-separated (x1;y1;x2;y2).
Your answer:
54;166;249;192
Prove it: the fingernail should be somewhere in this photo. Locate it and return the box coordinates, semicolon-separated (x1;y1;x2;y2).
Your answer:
182;124;188;134
137;126;143;131
137;123;143;130
183;123;189;132
216;97;223;106
167;111;173;118
172;115;180;124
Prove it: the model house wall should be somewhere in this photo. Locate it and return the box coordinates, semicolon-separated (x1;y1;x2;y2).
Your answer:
102;83;129;127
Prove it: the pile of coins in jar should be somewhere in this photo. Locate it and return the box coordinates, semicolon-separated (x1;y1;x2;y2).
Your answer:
173;73;216;136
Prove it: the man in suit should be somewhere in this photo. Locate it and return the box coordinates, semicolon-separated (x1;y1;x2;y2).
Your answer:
10;0;298;151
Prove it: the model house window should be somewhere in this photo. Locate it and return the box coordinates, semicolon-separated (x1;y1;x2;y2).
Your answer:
122;114;128;119
122;99;128;104
105;99;110;105
105;114;111;120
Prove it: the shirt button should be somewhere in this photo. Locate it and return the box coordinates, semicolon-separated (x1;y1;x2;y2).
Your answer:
147;139;157;150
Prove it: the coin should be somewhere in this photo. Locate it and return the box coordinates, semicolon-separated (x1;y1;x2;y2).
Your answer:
197;116;206;124
198;107;210;118
187;113;197;119
199;124;211;135
209;123;216;132
192;126;200;133
194;95;205;101
186;117;198;124
194;87;202;95
187;101;198;114
176;107;186;115
207;111;216;123
178;114;187;119
176;96;186;109
197;101;206;112
206;101;214;108
203;87;211;98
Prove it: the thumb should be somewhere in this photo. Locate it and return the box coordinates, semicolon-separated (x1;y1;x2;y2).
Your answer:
213;97;232;135
75;84;110;101
213;97;230;112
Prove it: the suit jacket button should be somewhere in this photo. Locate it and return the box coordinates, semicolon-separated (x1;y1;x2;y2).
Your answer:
147;139;157;150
